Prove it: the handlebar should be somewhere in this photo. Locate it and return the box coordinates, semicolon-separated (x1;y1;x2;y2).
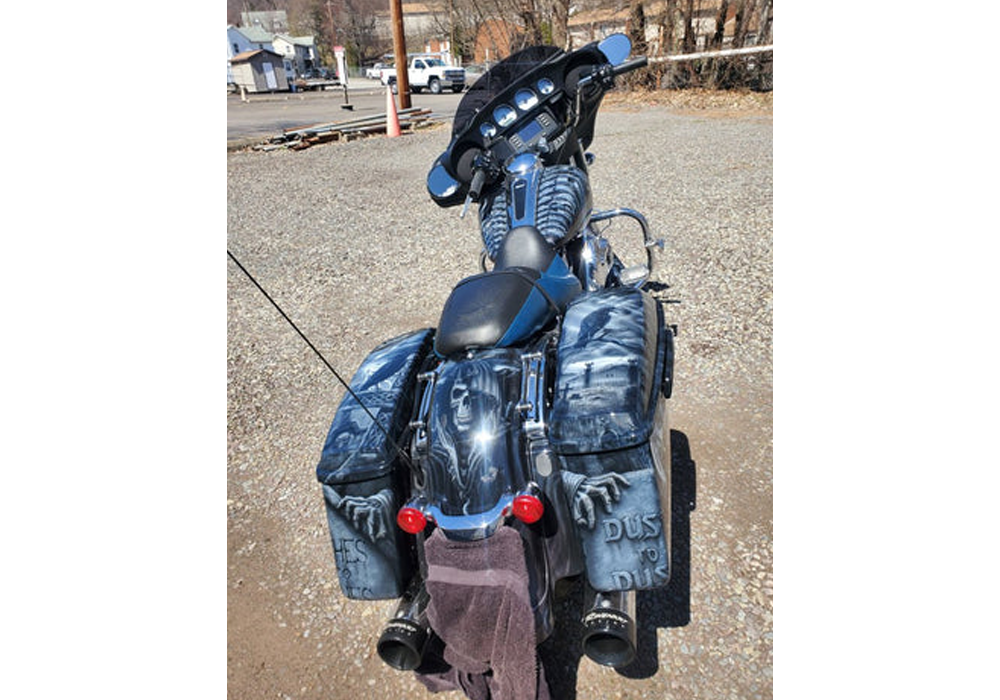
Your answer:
468;169;487;202
577;55;648;90
612;56;648;77
461;153;496;218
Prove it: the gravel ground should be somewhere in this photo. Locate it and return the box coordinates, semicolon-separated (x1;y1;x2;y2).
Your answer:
228;100;772;700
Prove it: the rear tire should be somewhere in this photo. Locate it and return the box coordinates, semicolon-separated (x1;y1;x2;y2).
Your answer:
429;78;442;94
390;81;398;95
452;85;464;93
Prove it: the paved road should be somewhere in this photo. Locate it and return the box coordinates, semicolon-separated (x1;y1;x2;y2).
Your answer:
228;99;772;700
227;77;469;143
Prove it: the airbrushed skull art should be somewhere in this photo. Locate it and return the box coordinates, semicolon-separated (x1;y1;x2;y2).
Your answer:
427;354;521;514
450;380;475;431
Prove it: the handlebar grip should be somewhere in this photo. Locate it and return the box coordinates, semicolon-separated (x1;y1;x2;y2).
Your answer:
468;168;486;202
612;57;648;77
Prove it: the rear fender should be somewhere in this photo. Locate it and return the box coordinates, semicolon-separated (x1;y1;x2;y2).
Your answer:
416;348;527;540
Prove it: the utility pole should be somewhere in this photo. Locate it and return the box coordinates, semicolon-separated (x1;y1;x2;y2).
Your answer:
448;0;455;60
325;0;337;68
389;0;410;109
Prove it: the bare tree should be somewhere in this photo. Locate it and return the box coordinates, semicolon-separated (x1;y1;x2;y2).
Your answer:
711;0;729;48
682;0;696;53
759;0;773;43
284;0;389;68
550;0;572;50
518;0;545;46
627;1;648;55
732;0;758;48
655;0;679;56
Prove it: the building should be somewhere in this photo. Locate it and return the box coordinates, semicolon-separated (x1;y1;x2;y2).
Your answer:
567;1;764;56
240;10;290;35
273;34;319;79
473;19;521;65
228;25;276;84
230;49;290;93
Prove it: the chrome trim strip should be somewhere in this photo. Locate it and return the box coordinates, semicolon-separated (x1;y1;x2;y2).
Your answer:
518;351;546;438
425;495;513;541
409;369;438;482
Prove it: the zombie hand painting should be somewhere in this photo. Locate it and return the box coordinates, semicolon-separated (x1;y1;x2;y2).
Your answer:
562;472;631;529
328;488;395;542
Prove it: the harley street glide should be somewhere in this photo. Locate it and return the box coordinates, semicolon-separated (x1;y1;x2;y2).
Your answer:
315;34;675;699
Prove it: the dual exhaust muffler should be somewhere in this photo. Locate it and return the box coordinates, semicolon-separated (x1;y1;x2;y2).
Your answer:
581;587;637;668
376;580;637;671
376;579;431;671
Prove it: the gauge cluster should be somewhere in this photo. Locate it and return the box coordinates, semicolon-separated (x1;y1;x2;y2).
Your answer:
472;75;560;147
454;71;567;172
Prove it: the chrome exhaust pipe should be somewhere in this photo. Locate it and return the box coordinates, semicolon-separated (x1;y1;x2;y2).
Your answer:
376;579;430;671
581;587;637;668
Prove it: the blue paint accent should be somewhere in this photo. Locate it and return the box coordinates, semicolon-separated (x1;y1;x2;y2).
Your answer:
497;289;550;346
315;328;432;601
317;328;434;484
496;257;581;347
542;255;580;307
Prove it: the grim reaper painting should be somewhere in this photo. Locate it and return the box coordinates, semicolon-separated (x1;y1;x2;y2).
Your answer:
425;353;522;516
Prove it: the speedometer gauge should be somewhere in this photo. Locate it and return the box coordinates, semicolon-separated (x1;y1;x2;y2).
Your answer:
493;104;517;128
480;122;497;138
515;89;538;111
536;78;555;95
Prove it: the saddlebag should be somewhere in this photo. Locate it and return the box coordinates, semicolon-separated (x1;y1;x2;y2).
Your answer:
549;288;673;592
315;328;434;599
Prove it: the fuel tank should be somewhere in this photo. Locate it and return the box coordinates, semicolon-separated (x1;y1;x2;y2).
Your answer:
479;164;592;260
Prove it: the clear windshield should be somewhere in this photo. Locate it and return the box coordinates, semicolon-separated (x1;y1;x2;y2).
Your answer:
453;45;563;137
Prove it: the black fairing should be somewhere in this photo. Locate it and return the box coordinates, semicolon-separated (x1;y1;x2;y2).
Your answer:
429;39;613;204
452;45;563;137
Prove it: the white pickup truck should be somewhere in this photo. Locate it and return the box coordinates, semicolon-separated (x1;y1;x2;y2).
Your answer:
380;56;466;94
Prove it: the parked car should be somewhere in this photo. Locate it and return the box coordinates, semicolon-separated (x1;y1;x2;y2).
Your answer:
365;62;389;80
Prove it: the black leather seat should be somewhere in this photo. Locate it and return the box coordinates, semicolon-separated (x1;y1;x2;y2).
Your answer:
433;227;582;357
494;226;556;272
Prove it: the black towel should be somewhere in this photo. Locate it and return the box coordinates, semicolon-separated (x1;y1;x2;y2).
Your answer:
416;526;551;700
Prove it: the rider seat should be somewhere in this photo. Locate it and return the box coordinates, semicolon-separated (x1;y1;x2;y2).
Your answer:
434;226;582;357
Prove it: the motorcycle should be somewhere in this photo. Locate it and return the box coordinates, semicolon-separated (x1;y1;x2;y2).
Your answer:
315;33;676;699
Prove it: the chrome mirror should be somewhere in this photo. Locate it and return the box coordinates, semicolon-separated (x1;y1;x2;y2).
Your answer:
426;154;464;207
597;34;631;66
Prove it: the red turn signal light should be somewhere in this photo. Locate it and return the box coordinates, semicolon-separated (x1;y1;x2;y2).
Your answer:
512;494;545;524
397;506;428;534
